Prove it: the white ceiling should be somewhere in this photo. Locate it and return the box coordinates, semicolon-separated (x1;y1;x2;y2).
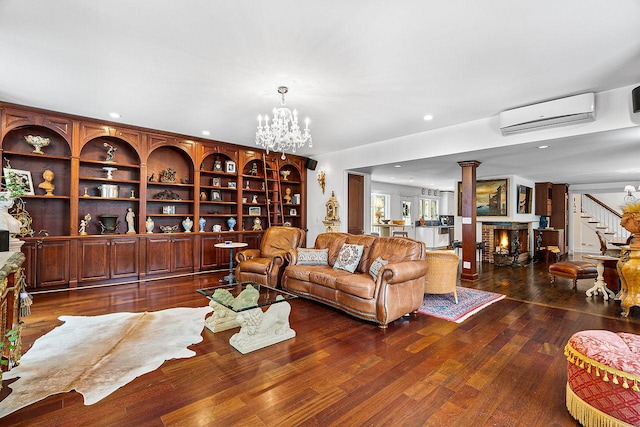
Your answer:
1;1;639;191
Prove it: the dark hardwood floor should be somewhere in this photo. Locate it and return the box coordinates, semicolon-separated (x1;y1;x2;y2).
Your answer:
2;254;639;426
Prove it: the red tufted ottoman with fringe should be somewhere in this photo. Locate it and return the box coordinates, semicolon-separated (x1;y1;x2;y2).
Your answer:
565;330;640;426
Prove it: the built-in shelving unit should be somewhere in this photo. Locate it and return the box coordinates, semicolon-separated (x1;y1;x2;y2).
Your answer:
0;103;308;291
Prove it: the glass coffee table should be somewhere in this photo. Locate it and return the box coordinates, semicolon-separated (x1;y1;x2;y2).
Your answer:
197;282;297;354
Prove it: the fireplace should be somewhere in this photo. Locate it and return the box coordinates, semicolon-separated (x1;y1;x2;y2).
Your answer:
481;222;531;265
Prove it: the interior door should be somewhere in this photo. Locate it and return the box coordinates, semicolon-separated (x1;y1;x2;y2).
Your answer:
348;173;364;234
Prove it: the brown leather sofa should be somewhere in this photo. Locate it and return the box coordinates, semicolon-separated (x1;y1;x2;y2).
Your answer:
282;232;428;328
235;226;306;287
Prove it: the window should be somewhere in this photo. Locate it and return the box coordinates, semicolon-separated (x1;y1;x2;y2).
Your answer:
371;193;389;225
418;198;438;220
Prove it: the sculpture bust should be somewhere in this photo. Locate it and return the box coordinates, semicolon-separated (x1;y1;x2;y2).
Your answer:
38;169;55;196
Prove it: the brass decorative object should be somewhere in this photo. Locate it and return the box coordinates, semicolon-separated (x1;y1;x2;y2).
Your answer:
24;135;50;154
317;170;325;194
9;199;34;237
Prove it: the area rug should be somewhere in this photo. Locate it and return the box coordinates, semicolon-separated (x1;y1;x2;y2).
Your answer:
0;306;211;419
418;287;505;323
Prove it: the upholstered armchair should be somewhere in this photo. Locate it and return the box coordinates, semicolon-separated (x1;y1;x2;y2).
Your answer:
235;226;306;287
423;250;460;303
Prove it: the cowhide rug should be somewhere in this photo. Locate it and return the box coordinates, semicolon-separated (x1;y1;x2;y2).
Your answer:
0;306;211;418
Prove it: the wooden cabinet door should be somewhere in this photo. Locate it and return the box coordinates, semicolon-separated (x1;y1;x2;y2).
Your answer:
171;235;194;272
200;235;223;269
37;239;71;287
145;236;172;274
111;237;139;278
20;241;37;290
78;238;110;282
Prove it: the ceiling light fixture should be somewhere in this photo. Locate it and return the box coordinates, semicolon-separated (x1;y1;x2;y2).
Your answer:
538;145;549;149
109;112;121;119
624;185;636;203
256;86;312;159
423;114;434;121
202;130;210;136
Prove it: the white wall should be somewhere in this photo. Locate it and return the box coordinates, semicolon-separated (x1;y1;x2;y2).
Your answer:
306;85;639;245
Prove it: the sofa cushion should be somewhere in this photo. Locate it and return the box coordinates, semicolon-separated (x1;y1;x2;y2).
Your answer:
368;256;389;280
369;237;424;264
333;244;364;273
309;268;352;289
335;273;376;299
345;234;378;273
315;233;349;265
297;248;329;266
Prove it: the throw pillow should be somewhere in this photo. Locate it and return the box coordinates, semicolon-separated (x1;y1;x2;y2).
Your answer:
297;248;329;266
368;256;389;280
333;244;364;273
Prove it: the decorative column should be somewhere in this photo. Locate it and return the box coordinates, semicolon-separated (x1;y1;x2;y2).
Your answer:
458;161;481;282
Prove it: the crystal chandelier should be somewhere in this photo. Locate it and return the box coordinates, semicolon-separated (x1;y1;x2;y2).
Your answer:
256;86;312;159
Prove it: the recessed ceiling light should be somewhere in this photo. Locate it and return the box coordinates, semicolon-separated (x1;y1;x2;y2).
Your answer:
394;165;402;168
202;130;210;136
423;114;434;121
538;145;549;149
109;112;121;119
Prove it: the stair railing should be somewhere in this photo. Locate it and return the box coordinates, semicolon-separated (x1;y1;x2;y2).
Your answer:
581;194;629;239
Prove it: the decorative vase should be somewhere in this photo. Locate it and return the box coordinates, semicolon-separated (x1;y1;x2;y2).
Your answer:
227;217;236;231
98;215;120;234
182;217;193;232
145;217;154;234
199;217;206;232
617;247;640;317
539;216;548;229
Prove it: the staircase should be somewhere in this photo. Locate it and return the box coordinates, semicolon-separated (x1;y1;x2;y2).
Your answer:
579;194;630;242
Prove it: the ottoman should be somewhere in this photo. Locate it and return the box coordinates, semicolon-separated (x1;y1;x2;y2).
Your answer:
565;330;640;426
549;261;597;289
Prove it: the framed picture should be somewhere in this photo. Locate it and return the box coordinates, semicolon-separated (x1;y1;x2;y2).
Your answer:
211;177;221;187
517;185;532;214
4;168;35;195
248;206;261;216
210;190;221;201
228;181;237;189
226;161;236;174
457;178;509;216
290;208;297;216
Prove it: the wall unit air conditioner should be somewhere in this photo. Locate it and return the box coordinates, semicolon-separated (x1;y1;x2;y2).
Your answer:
499;93;595;136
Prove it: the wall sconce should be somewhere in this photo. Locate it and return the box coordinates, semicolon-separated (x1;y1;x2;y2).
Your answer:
624;185;637;203
317;170;326;194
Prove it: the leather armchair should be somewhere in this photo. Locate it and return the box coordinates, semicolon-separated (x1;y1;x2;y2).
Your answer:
235;226;306;287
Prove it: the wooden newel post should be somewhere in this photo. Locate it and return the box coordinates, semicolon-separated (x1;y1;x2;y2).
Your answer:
458;160;481;282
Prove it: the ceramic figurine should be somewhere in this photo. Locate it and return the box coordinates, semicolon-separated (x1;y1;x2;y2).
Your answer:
252;195;258;203
199;217;206;232
126;208;136;234
227;217;236;231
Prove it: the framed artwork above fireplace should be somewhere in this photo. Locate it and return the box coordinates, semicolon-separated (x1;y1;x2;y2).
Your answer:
457;178;509;216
